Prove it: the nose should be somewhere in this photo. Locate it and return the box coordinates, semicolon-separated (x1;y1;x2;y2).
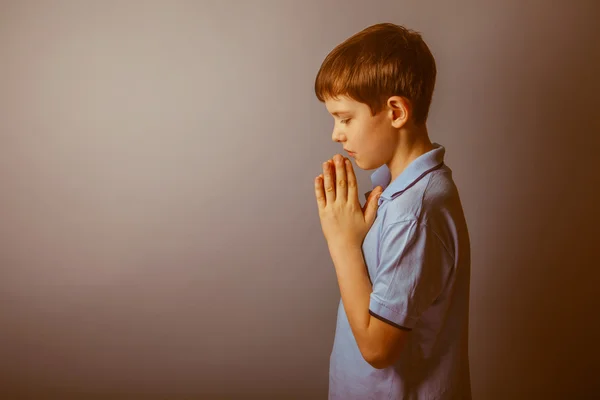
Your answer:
331;126;344;143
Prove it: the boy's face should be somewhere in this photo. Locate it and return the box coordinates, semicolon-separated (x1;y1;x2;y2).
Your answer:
324;95;397;171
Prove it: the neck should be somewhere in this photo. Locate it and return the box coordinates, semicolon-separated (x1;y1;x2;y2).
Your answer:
387;124;433;182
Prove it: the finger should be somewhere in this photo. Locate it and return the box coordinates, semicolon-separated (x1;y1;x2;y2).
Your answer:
345;158;359;206
333;155;347;203
323;160;335;204
314;174;326;209
330;160;337;190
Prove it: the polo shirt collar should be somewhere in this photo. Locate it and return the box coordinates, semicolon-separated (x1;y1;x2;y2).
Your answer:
368;143;446;206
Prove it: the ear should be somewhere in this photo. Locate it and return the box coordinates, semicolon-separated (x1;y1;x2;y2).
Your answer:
386;96;410;128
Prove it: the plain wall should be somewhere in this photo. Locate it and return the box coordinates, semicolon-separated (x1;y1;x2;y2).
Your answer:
1;0;599;399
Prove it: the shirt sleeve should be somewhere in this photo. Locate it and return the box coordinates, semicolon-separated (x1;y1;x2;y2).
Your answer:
368;219;453;330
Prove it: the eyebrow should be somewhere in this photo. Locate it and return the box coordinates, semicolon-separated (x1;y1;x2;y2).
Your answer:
331;111;352;117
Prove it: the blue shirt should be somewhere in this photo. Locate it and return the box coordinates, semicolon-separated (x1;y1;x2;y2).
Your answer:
329;143;472;399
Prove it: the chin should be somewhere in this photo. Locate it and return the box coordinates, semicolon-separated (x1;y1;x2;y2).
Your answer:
357;158;384;171
354;158;375;171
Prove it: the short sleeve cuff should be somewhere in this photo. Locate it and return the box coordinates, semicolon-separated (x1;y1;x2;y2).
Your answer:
369;295;417;330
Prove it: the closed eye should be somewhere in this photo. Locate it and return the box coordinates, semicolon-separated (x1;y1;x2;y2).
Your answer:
340;118;351;124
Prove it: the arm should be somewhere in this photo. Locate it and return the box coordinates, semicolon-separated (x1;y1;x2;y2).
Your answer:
329;243;409;369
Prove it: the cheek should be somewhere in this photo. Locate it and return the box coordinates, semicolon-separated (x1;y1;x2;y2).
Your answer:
357;124;378;147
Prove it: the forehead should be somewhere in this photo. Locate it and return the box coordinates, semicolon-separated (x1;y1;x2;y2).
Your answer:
324;96;361;115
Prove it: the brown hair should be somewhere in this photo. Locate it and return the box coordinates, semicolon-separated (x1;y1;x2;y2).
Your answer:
314;23;437;125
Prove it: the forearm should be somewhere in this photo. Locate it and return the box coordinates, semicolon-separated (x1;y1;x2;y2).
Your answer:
328;243;375;359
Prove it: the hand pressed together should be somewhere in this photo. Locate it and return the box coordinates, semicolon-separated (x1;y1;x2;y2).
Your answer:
314;154;383;250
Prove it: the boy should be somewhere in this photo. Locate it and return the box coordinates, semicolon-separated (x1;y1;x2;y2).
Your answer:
313;23;471;399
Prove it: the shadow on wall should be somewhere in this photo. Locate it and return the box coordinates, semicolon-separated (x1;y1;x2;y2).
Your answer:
472;14;600;398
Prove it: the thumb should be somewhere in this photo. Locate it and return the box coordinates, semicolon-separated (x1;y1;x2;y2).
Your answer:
364;187;383;223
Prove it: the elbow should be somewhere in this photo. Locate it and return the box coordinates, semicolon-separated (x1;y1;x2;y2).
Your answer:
362;343;406;370
362;348;394;370
365;354;393;370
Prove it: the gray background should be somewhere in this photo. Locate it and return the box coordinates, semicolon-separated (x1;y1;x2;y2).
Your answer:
1;0;599;399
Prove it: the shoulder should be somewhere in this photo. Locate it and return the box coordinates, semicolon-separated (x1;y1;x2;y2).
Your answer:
384;165;460;224
381;166;466;254
421;166;463;220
